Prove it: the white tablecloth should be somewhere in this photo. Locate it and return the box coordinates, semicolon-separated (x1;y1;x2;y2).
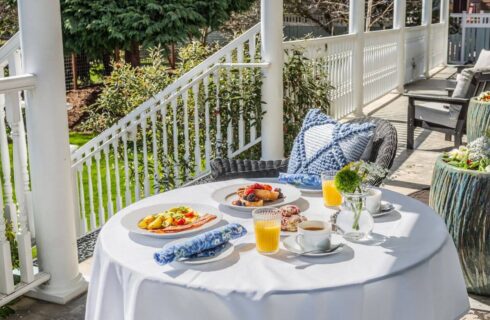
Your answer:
85;179;469;320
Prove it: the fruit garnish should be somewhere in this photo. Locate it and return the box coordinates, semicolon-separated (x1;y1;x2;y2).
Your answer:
250;183;264;190
244;188;255;196
176;218;186;225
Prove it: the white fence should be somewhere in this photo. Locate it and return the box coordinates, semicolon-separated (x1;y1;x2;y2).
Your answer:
284;23;446;120
0;33;50;307
449;12;490;63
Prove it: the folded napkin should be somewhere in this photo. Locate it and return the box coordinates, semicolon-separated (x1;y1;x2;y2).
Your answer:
278;173;321;188
154;223;247;265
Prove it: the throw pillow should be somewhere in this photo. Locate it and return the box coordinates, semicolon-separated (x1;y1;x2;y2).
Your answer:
474;49;490;70
287;109;376;175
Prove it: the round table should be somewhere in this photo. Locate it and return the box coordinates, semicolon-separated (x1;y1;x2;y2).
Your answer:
85;179;469;320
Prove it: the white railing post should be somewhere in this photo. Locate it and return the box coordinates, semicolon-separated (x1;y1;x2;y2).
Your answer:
17;0;87;303
394;0;407;92
260;0;285;160
441;0;450;65
460;11;467;63
422;0;433;77
350;0;366;116
0;179;14;295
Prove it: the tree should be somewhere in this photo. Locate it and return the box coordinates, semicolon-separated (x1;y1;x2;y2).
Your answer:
61;0;255;68
0;0;18;44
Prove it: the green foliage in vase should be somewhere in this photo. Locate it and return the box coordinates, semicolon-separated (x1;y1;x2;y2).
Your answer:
334;160;389;193
283;47;334;155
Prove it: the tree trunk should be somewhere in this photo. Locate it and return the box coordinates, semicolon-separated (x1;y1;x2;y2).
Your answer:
114;47;120;62
102;52;113;76
70;53;78;90
130;41;140;67
124;42;141;68
168;43;177;69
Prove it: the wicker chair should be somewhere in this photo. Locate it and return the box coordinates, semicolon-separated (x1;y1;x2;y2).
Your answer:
209;117;398;187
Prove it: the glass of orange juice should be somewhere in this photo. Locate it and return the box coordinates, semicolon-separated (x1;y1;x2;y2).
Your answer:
252;208;282;255
321;171;342;207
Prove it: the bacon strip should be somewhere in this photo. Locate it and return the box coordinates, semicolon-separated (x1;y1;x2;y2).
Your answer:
150;214;217;234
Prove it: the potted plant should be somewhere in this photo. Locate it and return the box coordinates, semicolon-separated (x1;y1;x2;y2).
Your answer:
430;135;490;295
467;91;490;143
334;161;388;241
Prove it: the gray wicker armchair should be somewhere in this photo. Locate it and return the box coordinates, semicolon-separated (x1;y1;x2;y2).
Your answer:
209;117;397;187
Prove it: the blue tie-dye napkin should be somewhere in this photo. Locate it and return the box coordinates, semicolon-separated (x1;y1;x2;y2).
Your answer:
154;223;247;265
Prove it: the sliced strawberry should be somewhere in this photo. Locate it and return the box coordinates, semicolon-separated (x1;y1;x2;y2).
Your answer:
263;184;273;191
244;188;255;196
250;183;264;190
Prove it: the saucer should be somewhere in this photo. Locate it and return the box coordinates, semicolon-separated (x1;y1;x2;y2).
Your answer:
282;235;344;257
370;201;395;218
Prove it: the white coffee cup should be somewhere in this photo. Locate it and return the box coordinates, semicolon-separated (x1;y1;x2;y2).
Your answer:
296;220;332;251
365;188;382;214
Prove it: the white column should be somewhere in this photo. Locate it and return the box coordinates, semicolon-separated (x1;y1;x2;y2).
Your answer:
17;0;87;304
260;0;285;160
394;0;407;92
441;0;450;65
460;11;467;64
349;0;366;116
422;0;434;77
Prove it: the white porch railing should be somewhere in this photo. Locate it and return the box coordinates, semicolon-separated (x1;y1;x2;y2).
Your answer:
448;12;490;63
0;33;50;307
283;23;447;120
71;24;265;235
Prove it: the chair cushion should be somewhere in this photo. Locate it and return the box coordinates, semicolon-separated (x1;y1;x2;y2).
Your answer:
287;109;376;175
414;102;459;128
452;68;475;98
474;49;490;69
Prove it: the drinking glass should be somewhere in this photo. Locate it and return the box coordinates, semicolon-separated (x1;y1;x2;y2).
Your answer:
252;207;282;255
321;171;342;207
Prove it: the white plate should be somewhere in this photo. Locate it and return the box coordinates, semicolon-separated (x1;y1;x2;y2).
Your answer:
298;185;322;194
211;183;301;212
172;242;234;265
282;235;344;257
370;201;395;218
120;203;223;239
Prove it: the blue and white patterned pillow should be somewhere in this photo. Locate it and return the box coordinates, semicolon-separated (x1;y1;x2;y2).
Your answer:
287;109;375;175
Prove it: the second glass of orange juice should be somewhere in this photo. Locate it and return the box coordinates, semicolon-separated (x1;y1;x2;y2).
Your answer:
321;171;342;207
252;208;282;255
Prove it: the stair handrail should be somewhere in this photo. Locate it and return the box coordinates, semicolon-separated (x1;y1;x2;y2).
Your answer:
0;32;20;68
71;23;261;163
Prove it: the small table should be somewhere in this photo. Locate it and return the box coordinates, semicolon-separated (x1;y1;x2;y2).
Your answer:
86;179;469;320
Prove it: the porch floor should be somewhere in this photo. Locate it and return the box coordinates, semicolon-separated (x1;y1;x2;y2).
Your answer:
3;66;490;320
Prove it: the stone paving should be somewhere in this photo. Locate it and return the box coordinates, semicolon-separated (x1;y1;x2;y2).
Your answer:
2;66;489;320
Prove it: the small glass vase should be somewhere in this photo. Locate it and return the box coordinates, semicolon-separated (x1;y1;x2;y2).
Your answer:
336;192;374;241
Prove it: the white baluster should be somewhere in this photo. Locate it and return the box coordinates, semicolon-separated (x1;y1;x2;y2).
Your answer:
183;92;190;180
86;159;96;231
214;71;222;157
132;128;140;201
193;84;201;175
225;53;233;157
0;177;14;295
141;118;150;197
161;105;169;189
237;45;245;149
112;140;123;212
103;146;114;219
6;53;31;231
0;100;17;232
203;78;211;170
122;133;132;206
172;100;180;186
94;152;105;226
77;167;88;234
150;113;159;194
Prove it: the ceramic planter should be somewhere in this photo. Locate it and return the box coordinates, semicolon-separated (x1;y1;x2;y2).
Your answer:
430;156;490;295
467;98;490;143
